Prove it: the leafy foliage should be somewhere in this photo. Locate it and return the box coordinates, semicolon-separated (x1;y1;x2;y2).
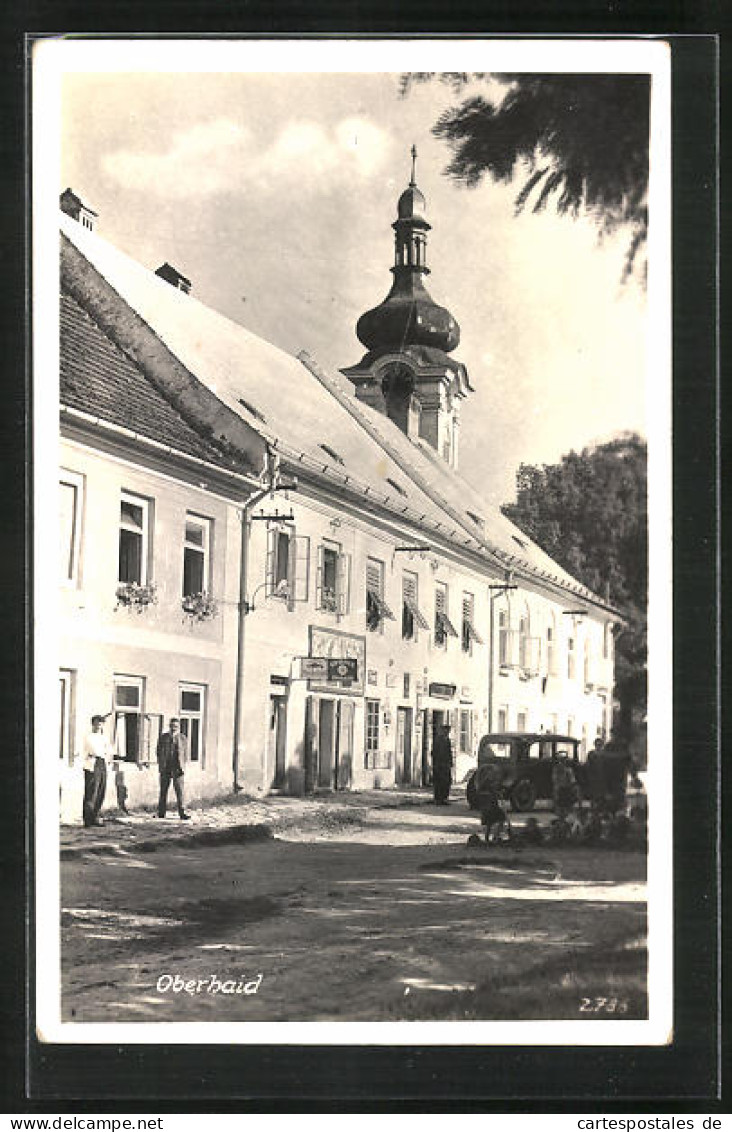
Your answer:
501;434;647;737
401;73;650;278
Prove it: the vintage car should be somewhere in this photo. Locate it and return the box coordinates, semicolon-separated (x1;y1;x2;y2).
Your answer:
466;732;582;812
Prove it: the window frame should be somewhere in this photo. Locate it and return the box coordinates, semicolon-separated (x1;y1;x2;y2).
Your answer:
183;512;212;598
60;470;84;587
59;669;75;762
459;708;472;755
179;682;206;766
365;698;380;762
118;491;151;586
434;581;458;648
112;674;146;763
366;556;393;633
461;591;483;654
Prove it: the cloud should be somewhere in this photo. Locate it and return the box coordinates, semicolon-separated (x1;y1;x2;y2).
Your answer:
102;118;249;198
102;116;392;198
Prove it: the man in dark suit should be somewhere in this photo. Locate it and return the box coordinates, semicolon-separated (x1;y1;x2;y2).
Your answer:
157;717;190;819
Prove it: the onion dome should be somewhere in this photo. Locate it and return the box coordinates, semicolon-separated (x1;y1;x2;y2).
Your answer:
356;147;460;354
356;273;460;353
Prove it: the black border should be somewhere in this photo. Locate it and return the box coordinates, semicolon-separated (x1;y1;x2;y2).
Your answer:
2;13;722;1113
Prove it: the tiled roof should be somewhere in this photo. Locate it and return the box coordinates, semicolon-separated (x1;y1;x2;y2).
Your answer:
60;290;241;473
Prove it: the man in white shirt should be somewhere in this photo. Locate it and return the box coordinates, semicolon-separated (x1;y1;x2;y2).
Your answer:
82;714;109;827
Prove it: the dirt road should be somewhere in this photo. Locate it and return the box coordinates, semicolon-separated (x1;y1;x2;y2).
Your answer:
60;791;647;1023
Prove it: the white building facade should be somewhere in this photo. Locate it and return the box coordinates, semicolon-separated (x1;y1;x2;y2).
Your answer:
55;173;618;821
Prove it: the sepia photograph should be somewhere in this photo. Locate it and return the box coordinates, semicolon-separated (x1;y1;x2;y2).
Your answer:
33;37;672;1045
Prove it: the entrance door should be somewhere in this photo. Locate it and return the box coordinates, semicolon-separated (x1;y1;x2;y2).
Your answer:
422;709;445;785
318;699;335;788
335;700;354;790
269;696;287;787
395;707;413;785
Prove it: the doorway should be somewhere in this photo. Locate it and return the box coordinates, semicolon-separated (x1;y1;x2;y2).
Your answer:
395;707;413;785
318;699;335;788
269;695;288;788
421;708;446;785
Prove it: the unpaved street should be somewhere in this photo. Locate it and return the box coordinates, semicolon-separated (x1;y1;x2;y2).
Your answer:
60;791;647;1022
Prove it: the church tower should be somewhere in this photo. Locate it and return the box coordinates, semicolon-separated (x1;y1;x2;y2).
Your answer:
341;147;472;469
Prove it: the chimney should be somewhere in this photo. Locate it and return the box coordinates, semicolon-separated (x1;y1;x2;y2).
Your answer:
155;262;192;295
60;188;98;232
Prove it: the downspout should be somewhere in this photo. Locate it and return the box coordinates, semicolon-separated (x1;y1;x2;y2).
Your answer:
232;483;269;793
487;571;516;734
232;448;297;793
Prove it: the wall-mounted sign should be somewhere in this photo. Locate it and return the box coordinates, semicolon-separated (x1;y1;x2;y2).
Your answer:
328;658;358;681
301;657;328;680
270;675;289;686
307;627;366;696
367;669;378;685
429;682;456;699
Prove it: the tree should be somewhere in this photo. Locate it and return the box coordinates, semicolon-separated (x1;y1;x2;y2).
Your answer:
401;73;650;278
501;434;647;745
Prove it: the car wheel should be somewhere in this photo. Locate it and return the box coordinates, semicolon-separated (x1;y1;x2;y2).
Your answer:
511;778;536;812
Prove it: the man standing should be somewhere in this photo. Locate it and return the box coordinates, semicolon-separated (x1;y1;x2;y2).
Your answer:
431;721;453;805
157;717;190;820
82;714;110;828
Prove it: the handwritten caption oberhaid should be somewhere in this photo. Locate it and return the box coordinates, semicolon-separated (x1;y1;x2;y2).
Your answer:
156;973;263;996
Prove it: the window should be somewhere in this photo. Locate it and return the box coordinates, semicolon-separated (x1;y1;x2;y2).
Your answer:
60;472;83;585
497;707;508;732
366;557;394;633
567;635;576;680
180;683;206;765
603;622;613;661
59;669;74;762
316;540;350;614
434;582;458;648
461;592;483;653
549;713;559;732
386;476;407;497
402;571;428;640
459;709;472;755
516;710;528;733
546;621;557;676
119;492;150;584
183;514;211;597
320;443;344;465
519;613;530;668
567;716;575;736
113;676;145;762
403;673;411;698
498;609;509;665
365;699;380;762
266;525;310;610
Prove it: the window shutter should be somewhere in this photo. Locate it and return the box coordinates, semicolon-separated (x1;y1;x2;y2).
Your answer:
290;535;310;609
366;559;381;597
316;544;324;610
337;552;351;615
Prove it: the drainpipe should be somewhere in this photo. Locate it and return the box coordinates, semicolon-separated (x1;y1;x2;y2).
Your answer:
487;571;516;733
232;449;297;793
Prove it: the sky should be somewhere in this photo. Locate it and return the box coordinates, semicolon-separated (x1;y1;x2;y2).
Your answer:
58;58;649;506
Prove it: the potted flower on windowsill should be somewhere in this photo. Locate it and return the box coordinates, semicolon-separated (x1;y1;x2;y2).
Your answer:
115;581;158;613
182;591;219;622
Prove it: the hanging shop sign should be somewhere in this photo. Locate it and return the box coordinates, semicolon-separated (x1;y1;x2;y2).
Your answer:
300;657;329;681
307;626;366;696
429;682;456;699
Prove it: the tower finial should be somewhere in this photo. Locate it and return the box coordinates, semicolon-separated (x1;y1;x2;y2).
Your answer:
410;144;417;186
